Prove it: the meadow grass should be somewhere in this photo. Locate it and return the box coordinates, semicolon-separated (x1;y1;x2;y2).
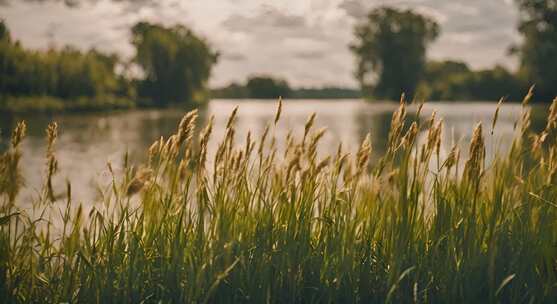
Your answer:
1;93;557;303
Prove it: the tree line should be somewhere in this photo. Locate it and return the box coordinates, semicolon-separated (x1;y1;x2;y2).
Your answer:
1;0;556;109
211;76;362;99
351;1;557;102
0;20;217;111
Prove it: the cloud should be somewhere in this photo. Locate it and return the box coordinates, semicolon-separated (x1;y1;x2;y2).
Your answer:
221;52;246;61
338;0;367;19
293;50;327;60
221;6;324;42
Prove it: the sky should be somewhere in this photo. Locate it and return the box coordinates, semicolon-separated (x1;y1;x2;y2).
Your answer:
0;0;520;88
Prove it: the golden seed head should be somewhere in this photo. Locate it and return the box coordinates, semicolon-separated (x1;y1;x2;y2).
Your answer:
107;161;114;175
11;121;27;148
491;97;504;135
274;97;283;125
200;116;215;149
522;85;535;106
387;102;407;150
287;149;301;174
336;142;343;159
531;132;547;153
226;106;239;130
304;113;317;138
464;123;485;181
308;127;327;152
148;140;159;161
315;156;331;174
46;122;58;148
179;111;198;143
545;97;557;132
402;122;418;149
126;167;153;196
357;134;372;170
416;100;425;117
443;145;459;170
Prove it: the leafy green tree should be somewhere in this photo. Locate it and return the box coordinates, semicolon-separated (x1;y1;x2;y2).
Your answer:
513;0;557;101
211;82;249;99
350;7;439;100
246;76;291;99
0;20;9;42
0;20;132;111
417;60;471;100
131;22;218;105
418;61;526;101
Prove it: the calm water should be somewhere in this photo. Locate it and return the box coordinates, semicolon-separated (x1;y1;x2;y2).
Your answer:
0;99;548;204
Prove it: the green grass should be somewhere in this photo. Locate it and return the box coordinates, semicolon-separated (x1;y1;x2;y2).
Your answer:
1;92;557;303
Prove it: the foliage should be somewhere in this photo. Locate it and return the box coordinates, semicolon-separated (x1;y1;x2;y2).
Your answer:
211;82;249;99
292;87;362;99
513;0;557;101
0;21;9;42
2;93;557;302
351;7;439;100
0;20;219;112
418;61;527;101
212;80;361;99
0;21;130;101
131;22;218;105
245;75;292;99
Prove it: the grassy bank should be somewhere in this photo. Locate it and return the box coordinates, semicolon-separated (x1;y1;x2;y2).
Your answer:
0;94;210;114
0;95;137;114
1;93;557;303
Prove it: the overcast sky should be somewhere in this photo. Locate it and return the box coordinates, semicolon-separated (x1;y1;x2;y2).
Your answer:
0;0;520;88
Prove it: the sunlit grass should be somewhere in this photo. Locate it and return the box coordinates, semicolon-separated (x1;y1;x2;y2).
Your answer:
2;92;557;303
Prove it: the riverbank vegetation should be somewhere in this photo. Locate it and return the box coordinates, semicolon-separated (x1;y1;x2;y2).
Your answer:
211;75;362;99
3;0;557;110
351;2;557;102
0;20;216;113
2;93;557;302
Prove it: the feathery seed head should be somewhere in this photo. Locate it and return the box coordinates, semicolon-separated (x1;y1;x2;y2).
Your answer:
274;97;283;125
177;110;198;145
11;121;26;148
304;113;317;139
522;85;535;106
226;106;239;130
464;123;485;182
491;97;504;135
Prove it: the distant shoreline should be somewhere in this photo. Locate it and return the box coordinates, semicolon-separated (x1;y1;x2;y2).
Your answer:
1;95;554;115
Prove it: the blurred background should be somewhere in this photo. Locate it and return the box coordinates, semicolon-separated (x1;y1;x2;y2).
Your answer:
0;0;555;201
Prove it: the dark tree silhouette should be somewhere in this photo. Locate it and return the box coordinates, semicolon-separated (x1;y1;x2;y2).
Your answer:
513;0;557;101
351;7;439;100
131;22;218;105
245;76;291;99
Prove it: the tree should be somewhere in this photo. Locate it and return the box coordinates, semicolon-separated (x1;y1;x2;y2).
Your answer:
418;61;526;101
513;0;557;101
0;21;131;104
211;82;249;99
131;22;218;105
245;76;291;99
350;7;439;100
418;60;472;100
0;20;10;42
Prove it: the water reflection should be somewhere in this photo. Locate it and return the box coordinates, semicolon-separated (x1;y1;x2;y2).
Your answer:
0;99;548;204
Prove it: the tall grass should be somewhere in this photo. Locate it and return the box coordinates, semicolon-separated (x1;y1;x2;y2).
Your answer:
1;93;557;303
